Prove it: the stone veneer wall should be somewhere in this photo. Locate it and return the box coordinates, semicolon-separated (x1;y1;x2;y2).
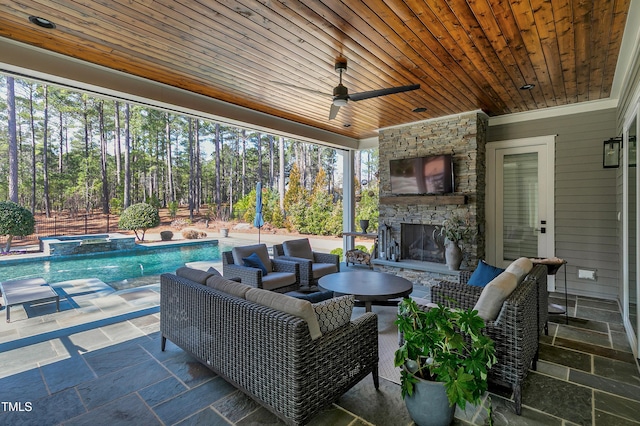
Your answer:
377;111;488;274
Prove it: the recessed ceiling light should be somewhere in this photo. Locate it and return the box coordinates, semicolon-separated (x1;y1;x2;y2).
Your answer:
412;107;427;113
520;83;535;90
29;16;56;29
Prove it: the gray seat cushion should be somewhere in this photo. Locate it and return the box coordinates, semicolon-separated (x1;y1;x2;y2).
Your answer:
261;271;298;291
231;244;273;272
312;262;338;279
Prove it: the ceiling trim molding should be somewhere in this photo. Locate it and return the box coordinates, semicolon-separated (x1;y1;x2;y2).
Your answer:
0;37;359;150
488;98;619;126
610;0;640;101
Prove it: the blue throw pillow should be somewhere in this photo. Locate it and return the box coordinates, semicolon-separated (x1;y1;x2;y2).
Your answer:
467;260;505;287
243;252;268;276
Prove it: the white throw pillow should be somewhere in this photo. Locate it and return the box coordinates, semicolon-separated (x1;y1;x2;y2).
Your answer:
505;257;533;282
473;271;518;321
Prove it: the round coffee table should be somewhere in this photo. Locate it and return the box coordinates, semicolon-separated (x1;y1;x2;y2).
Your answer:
318;270;413;312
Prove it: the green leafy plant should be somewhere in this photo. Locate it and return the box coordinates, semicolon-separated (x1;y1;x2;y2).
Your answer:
0;201;35;253
330;247;344;262
168;201;179;219
118;203;160;241
438;211;476;244
394;297;496;409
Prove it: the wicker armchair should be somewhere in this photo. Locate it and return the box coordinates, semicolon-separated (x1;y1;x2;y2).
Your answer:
273;238;340;287
428;264;545;415
222;244;300;293
458;264;549;336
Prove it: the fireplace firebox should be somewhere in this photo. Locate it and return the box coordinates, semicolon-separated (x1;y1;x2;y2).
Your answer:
401;224;445;263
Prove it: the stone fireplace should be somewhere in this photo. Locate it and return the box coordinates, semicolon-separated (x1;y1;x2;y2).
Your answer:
401;223;445;263
372;111;488;286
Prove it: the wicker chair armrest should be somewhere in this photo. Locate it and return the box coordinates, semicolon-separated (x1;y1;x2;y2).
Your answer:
313;252;340;267
222;263;263;287
271;258;300;274
459;270;473;284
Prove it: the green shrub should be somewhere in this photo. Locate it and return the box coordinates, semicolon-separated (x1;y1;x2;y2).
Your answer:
110;197;123;215
0;201;35;253
355;245;369;253
330;247;344;262
118;203;160;241
168;201;179;219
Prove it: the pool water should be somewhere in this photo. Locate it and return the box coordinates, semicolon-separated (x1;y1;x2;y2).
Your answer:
0;241;229;285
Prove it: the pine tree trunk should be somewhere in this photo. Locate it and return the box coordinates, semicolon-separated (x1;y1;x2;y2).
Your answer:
99;101;110;214
123;103;131;208
215;123;221;210
7;76;18;203
114;101;122;186
279;136;285;211
43;85;51;217
29;85;37;213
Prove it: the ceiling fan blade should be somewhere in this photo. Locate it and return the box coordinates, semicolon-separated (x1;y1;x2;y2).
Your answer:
349;84;420;102
329;103;341;120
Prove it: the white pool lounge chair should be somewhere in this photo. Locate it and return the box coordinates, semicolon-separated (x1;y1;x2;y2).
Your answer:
0;277;60;322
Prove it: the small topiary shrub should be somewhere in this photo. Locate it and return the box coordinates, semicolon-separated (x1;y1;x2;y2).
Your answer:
160;230;173;241
0;201;35;253
182;229;207;239
330;247;344;262
118;203;160;242
168;201;179;219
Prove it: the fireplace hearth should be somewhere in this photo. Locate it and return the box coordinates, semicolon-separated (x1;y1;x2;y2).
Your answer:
401;224;445;263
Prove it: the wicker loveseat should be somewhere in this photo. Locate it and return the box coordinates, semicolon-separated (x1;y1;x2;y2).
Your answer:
426;263;547;415
160;268;379;426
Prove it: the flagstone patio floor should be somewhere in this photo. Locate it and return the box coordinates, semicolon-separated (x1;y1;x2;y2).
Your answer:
0;267;639;425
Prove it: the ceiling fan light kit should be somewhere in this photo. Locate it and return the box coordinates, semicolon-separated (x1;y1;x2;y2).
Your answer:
328;59;420;120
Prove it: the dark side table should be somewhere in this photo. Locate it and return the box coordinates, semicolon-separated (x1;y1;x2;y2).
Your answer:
532;258;568;324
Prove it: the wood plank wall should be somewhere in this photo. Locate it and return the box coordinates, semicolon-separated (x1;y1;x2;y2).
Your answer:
488;109;619;300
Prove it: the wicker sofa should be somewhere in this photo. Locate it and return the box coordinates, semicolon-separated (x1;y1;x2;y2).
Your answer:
160;268;379;426
427;263;547;415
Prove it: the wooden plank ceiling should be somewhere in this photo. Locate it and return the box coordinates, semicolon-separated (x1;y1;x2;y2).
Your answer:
0;0;631;140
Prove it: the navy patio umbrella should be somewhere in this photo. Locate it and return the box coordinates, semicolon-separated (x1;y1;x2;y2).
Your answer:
254;182;264;243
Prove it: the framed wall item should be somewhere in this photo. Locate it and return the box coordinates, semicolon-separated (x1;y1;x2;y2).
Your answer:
603;137;621;168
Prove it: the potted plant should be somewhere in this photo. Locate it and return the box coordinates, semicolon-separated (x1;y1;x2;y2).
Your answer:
394;298;496;426
438;211;476;270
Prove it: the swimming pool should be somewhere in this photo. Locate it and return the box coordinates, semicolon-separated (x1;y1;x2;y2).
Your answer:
0;241;230;285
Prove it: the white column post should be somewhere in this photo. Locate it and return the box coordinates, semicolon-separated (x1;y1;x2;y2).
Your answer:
342;149;355;253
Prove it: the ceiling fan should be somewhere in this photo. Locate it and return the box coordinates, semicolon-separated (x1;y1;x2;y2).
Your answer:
328;59;420;120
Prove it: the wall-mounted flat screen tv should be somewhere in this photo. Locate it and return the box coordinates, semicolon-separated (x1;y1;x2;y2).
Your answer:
389;154;454;195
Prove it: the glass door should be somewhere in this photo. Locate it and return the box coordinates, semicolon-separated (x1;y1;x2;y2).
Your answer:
486;136;556;278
